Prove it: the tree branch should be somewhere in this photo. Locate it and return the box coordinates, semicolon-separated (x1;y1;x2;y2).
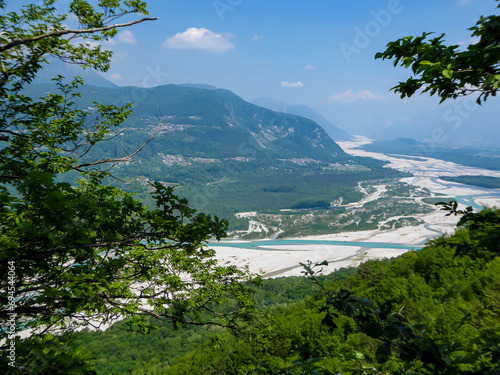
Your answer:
0;17;158;53
72;116;175;171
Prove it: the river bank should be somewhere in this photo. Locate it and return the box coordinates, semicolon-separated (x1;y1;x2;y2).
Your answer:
211;214;451;278
212;137;500;278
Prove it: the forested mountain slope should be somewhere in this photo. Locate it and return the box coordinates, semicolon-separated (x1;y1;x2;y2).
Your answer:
24;83;347;165
78;208;500;374
22;83;408;237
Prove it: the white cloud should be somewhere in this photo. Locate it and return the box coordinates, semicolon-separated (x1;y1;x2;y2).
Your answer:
163;27;235;53
110;73;122;81
252;35;265;41
118;30;137;45
281;81;304;88
303;64;316;70
458;36;480;49
328;89;384;103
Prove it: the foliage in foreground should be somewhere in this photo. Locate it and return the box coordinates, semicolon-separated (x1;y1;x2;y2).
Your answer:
75;207;500;374
169;209;500;375
0;2;258;374
375;0;500;104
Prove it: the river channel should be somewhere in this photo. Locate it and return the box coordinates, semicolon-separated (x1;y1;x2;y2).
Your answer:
210;239;422;251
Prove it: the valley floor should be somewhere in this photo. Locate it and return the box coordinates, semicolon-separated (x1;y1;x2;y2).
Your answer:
213;136;500;278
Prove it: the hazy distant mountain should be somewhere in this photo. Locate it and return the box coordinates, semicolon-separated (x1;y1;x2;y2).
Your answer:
32;59;118;88
252;97;353;141
24;83;348;166
362;138;500;171
364;99;500;148
23;83;409;223
179;83;217;90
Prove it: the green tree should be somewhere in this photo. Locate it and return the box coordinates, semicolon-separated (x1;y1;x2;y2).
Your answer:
375;0;500;104
0;1;257;373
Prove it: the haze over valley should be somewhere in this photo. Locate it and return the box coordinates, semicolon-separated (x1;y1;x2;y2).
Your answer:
4;1;500;374
26;78;500;278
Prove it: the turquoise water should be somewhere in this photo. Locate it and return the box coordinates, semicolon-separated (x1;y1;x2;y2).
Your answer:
210;185;500;252
455;194;499;210
431;178;500;211
209;239;422;251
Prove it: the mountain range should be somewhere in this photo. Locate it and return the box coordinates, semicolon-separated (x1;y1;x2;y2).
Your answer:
25;83;349;170
373;101;500;148
22;79;408;234
34;61;498;149
318;95;500;148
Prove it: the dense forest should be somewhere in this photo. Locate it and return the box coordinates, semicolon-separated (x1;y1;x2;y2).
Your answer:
440;175;500;189
77;207;500;374
2;2;500;374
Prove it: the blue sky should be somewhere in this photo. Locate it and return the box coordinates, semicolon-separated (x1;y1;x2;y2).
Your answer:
96;1;493;99
97;0;497;132
7;0;499;140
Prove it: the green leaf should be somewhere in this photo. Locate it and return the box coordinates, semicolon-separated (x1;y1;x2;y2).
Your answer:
442;69;453;79
419;60;436;66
